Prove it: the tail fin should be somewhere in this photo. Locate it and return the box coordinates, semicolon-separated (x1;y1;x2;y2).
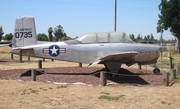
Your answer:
12;16;37;48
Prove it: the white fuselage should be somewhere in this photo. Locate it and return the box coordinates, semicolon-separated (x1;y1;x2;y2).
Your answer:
15;42;162;66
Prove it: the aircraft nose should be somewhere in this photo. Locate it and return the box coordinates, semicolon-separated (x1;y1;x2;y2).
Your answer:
160;46;167;51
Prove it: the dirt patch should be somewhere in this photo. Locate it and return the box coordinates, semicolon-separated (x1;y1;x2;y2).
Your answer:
0;67;164;86
0;80;180;109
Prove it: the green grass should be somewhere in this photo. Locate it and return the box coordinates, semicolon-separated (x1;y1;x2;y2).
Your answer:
31;89;39;93
161;101;171;105
57;85;67;89
161;101;166;104
100;92;110;95
39;87;48;91
98;95;125;101
156;51;180;67
175;76;180;83
98;92;125;101
49;87;53;90
21;88;39;95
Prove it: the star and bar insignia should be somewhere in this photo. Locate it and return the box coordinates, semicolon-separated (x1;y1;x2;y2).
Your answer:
43;45;66;57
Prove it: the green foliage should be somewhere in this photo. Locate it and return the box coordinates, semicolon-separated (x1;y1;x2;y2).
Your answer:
150;33;155;41
136;34;143;42
161;101;171;105
144;36;148;41
54;25;64;41
157;0;180;40
31;89;39;93
21;88;39;95
3;33;13;40
129;33;176;44
39;87;48;91
156;47;180;67
161;101;166;104
175;76;180;83
49;87;53;90
98;94;125;101
48;27;53;41
129;34;136;42
61;36;72;41
98;92;125;101
100;92;110;95
0;26;4;41
57;85;67;89
37;33;48;41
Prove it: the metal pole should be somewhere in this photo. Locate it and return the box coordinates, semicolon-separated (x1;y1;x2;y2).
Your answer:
160;26;163;46
114;0;117;32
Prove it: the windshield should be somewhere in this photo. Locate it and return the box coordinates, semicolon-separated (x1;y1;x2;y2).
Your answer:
77;31;135;44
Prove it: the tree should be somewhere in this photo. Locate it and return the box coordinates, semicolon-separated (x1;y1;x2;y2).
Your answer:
136;34;142;42
37;33;48;41
157;0;180;40
0;26;4;41
48;27;53;41
147;35;150;41
144;36;148;41
129;34;136;42
3;33;13;40
54;25;64;41
150;33;155;41
61;36;72;41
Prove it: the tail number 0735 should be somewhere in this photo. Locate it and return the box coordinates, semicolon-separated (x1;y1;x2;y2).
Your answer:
15;32;32;38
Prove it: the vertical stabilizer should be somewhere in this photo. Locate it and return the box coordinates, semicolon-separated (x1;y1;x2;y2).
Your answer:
13;16;37;48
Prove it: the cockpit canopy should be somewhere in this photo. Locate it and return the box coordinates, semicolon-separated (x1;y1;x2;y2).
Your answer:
76;31;135;44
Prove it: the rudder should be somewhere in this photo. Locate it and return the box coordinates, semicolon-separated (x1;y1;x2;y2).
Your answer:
12;16;37;48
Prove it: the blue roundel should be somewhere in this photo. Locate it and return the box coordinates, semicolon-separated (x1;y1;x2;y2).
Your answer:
49;45;60;57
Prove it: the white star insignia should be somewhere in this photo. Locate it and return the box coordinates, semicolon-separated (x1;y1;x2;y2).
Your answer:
50;46;58;55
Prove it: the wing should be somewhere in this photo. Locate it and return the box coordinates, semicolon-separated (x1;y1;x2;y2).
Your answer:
11;47;35;56
0;44;10;47
0;41;11;47
89;51;138;67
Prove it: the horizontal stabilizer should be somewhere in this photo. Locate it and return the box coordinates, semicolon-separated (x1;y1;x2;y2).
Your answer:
11;47;35;56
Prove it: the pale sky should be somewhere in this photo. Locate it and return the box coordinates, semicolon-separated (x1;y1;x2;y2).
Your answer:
0;0;174;40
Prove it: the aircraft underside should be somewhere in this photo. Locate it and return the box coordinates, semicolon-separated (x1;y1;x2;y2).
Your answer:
103;59;158;73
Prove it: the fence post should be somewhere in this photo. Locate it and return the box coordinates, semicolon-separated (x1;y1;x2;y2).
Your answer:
28;56;30;61
100;71;107;86
138;65;141;70
11;53;13;60
38;60;42;69
19;50;22;62
170;69;176;81
79;63;82;67
31;69;36;81
169;57;174;69
177;66;180;76
164;72;169;86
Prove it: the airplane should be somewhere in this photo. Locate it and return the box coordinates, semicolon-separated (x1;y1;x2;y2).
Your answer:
11;16;166;74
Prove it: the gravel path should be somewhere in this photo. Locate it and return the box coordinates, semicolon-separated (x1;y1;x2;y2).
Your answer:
0;67;164;86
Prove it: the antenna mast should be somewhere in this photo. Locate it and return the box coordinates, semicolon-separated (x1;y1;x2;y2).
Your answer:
114;0;117;32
